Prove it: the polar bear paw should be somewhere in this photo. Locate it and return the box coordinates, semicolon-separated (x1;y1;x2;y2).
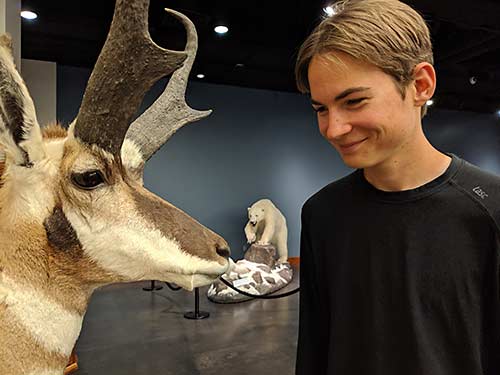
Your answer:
277;256;288;264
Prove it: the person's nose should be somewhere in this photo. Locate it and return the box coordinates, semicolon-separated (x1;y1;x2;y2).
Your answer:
322;111;352;141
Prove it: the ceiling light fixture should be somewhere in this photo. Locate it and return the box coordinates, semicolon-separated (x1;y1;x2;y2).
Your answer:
20;10;38;20
196;74;205;79
323;6;335;16
214;25;229;35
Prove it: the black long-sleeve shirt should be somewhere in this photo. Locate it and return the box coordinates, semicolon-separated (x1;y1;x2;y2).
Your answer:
296;154;500;375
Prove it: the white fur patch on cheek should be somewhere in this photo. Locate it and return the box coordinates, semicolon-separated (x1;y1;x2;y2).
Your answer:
2;276;83;357
65;209;228;281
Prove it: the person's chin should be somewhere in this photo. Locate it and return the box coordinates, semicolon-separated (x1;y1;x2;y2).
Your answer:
340;151;378;169
342;156;366;169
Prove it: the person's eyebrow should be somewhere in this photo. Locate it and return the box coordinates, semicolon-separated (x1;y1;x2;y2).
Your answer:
334;87;371;101
311;87;371;106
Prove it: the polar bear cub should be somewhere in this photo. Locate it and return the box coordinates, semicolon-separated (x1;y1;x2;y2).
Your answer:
244;199;288;263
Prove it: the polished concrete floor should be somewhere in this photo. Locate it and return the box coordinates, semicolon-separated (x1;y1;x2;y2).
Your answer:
76;273;299;375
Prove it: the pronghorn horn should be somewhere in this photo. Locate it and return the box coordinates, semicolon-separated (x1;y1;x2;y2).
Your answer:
73;0;187;157
125;8;212;163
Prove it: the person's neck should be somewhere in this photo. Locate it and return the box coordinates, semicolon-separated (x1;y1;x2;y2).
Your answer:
363;133;452;192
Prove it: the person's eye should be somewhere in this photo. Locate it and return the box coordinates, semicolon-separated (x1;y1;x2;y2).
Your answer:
346;98;367;106
313;106;327;114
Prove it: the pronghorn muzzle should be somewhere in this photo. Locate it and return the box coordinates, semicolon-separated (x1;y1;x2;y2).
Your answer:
131;186;231;265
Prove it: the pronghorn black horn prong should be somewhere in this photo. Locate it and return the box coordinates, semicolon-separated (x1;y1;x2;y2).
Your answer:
73;0;187;156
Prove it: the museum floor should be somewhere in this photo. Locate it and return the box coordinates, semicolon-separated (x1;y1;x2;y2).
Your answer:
75;270;299;375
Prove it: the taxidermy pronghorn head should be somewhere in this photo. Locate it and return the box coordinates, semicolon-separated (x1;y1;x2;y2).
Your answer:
0;0;231;374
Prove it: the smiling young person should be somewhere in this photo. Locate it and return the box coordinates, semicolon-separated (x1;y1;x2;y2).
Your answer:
295;0;500;374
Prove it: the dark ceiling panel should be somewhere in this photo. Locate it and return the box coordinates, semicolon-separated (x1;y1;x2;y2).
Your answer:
19;0;500;113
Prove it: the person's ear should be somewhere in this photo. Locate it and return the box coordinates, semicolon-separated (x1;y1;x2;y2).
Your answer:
412;62;436;107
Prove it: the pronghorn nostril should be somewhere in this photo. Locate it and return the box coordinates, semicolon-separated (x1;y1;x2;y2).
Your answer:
216;246;231;258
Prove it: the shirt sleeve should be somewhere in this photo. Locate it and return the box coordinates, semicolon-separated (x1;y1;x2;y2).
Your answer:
295;205;329;375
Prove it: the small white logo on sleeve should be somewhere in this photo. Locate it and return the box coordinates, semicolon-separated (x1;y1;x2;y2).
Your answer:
472;186;488;199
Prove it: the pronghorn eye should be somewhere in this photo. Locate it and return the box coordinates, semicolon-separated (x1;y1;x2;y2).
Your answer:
71;170;105;190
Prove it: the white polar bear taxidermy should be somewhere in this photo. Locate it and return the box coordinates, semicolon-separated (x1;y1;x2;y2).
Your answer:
244;199;288;263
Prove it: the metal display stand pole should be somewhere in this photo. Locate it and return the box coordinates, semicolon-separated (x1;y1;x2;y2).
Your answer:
184;287;209;320
142;280;163;291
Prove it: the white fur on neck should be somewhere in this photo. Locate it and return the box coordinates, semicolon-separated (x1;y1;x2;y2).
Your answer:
1;275;83;357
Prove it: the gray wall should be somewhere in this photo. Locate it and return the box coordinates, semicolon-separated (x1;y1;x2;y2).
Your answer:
57;65;500;259
423;110;500;173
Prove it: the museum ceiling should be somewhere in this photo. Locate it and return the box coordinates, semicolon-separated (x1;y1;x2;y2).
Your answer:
20;0;500;114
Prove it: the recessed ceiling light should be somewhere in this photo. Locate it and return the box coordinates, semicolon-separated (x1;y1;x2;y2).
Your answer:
196;74;205;79
496;110;500;117
20;10;37;20
427;99;434;106
323;6;336;16
214;25;229;35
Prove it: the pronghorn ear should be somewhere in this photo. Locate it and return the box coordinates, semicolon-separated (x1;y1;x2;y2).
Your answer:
0;34;45;167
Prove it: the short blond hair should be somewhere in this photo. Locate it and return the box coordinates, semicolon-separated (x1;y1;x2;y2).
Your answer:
295;0;434;117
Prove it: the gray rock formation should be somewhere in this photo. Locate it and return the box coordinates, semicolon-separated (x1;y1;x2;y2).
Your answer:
207;245;294;303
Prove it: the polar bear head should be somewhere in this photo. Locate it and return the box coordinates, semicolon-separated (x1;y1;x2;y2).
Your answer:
247;199;273;226
248;206;264;226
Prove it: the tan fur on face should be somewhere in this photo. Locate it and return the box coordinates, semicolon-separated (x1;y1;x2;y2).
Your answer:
0;209;122;372
61;138;119;192
43;215;125;313
60;137;228;262
131;187;227;263
0;221;119;315
42;124;68;140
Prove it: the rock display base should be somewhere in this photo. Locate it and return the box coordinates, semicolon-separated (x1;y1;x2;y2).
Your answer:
244;243;276;267
207;244;293;303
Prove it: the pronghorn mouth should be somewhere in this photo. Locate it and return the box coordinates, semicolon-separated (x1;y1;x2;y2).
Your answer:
159;258;233;290
172;273;221;291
